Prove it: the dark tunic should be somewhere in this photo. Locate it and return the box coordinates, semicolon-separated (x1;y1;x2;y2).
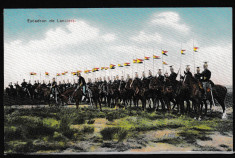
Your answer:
201;69;211;82
169;72;177;81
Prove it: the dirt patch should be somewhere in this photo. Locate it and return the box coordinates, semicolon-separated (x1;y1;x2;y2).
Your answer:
197;131;233;151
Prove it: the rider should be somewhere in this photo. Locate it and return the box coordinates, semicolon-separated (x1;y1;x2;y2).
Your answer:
119;76;126;90
148;70;153;80
157;69;164;83
168;66;177;82
51;78;57;98
201;62;212;99
77;72;86;101
194;67;202;81
21;79;27;89
66;79;71;89
184;65;193;77
41;80;47;88
47;80;52;88
126;74;130;82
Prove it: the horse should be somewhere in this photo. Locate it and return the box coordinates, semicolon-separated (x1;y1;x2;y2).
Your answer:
184;74;204;120
130;78;142;108
60;87;83;109
87;84;102;110
149;77;166;111
124;78;134;107
202;84;227;119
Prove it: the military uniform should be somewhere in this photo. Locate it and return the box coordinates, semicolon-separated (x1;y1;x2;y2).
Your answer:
51;81;57;97
194;72;202;81
158;74;164;83
78;76;86;95
169;72;177;81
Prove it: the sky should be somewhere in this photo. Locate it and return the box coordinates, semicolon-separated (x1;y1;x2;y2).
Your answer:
4;8;232;88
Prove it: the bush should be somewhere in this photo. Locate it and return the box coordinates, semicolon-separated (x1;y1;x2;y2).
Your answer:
81;125;94;133
4;126;24;140
117;128;128;142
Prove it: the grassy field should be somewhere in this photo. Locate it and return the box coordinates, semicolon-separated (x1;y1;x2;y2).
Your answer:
4;102;233;154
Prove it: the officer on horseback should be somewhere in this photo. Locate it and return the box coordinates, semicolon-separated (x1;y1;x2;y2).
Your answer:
21;79;27;90
76;72;86;101
51;78;57;98
148;70;153;79
201;62;212;99
194;67;202;81
168;66;177;81
41;80;47;88
184;65;193;77
157;69;164;83
47;80;51;88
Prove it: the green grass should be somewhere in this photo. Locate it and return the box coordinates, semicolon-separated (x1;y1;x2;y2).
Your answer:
4;106;233;153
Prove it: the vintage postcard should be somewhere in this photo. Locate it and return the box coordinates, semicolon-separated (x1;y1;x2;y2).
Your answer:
4;8;233;154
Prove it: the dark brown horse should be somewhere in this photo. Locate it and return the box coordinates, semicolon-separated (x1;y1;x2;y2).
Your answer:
149;77;165;111
184;74;204;120
202;84;227;119
87;85;102;110
60;87;83;109
130;78;142;108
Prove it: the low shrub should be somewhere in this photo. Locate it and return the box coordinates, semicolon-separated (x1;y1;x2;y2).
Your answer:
81;125;94;133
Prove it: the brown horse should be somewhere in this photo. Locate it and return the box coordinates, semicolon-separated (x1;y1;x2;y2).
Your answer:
60;87;83;109
130;78;142;108
202;84;227;119
88;85;102;110
149;77;165;111
184;74;204;120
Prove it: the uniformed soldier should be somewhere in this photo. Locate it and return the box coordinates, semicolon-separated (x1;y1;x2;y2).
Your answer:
134;72;139;79
201;62;212;99
21;79;27;89
184;65;193;77
168;66;177;82
157;69;164;83
51;78;57;98
66;79;71;88
9;82;14;89
148;70;153;79
141;71;146;80
126;74;130;82
33;80;38;89
41;80;47;88
47;80;52;88
194;67;202;81
77;72;86;96
119;76;126;90
107;76;112;84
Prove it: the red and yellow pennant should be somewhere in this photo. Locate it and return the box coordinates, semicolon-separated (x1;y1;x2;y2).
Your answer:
45;72;49;76
162;61;168;65
144;56;150;60
110;64;116;69
181;50;186;55
124;63;130;66
105;67;109;70
61;72;65;75
162;50;168;56
133;59;137;63
30;72;36;75
194;47;198;52
118;64;123;67
71;72;77;75
137;59;143;63
56;73;61;76
153;55;160;59
101;67;105;70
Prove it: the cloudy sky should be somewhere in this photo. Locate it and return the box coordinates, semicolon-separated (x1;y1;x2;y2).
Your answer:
4;8;232;87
